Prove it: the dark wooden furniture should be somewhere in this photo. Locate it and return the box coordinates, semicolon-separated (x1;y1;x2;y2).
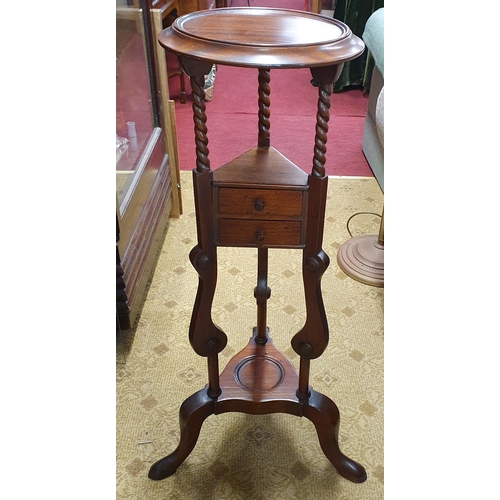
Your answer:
149;7;366;483
116;0;183;331
151;0;187;104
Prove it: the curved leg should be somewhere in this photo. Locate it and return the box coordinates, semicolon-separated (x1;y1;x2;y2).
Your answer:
303;390;367;483
291;80;332;362
148;389;215;480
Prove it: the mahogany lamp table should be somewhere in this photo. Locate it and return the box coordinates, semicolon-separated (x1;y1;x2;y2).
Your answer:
149;7;367;483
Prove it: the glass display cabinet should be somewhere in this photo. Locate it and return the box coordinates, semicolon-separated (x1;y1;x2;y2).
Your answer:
116;0;182;331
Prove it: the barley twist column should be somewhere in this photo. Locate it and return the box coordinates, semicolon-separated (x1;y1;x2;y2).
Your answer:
191;74;211;173
258;67;271;147
312;82;332;178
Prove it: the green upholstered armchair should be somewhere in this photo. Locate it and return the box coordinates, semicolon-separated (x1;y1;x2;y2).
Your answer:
361;7;384;191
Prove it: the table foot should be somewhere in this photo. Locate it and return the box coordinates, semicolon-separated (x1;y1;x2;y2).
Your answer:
148;388;214;480
303;390;367;483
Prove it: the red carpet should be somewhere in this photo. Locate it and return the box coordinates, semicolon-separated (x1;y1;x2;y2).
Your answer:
168;58;372;177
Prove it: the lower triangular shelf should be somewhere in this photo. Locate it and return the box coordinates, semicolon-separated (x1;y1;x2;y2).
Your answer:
215;328;303;416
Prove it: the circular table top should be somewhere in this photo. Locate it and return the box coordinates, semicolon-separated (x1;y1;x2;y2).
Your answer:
158;7;364;68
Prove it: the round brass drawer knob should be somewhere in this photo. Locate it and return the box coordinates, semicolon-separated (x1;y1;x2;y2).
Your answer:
255;230;265;242
254;198;264;211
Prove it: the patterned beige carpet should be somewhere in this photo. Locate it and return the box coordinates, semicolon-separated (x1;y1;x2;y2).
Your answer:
117;170;384;500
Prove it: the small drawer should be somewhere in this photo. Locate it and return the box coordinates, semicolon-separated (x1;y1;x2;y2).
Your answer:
218;188;303;218
218;219;303;247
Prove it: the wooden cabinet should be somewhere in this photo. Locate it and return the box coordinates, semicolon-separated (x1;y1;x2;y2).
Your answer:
178;0;213;16
116;0;182;330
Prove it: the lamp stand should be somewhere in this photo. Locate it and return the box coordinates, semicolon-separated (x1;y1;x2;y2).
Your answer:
336;209;384;287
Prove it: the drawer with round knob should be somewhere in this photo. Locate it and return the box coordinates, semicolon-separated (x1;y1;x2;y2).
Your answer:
217;188;304;219
218;219;302;247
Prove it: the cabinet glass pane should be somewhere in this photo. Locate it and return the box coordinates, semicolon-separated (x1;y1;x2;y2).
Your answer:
116;0;155;206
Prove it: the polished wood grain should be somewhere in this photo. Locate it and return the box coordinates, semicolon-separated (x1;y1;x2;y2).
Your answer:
213;147;308;189
149;330;366;483
218;218;303;247
217;187;304;218
159;7;364;68
150;7;366;484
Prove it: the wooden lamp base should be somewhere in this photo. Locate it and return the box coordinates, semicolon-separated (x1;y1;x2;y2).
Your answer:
337;208;384;287
336;234;384;287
